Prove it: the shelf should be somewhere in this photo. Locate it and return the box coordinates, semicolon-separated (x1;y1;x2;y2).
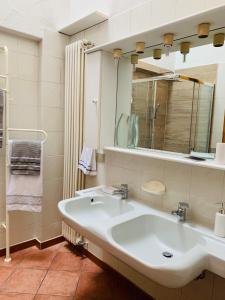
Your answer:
85;5;225;55
104;147;225;171
58;11;108;36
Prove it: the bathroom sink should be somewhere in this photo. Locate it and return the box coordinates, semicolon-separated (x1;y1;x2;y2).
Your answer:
58;195;133;226
110;214;205;266
58;187;225;288
108;214;208;287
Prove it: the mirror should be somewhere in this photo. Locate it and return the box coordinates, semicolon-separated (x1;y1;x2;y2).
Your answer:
115;40;225;155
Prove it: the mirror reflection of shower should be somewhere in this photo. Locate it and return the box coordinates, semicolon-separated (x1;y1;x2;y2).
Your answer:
116;74;214;154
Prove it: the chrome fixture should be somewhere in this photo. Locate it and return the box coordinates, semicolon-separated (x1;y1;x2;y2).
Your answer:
113;184;129;199
171;202;189;222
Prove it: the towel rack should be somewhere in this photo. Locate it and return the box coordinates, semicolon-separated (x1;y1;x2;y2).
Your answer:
0;45;48;262
8;128;48;143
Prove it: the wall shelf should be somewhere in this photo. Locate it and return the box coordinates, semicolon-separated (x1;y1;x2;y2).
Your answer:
104;147;225;171
58;11;108;36
85;5;225;55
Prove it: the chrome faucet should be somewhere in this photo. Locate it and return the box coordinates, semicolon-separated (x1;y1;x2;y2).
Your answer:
171;202;189;222
113;184;129;199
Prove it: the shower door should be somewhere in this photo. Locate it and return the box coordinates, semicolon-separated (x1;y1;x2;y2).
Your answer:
131;80;154;148
191;83;214;152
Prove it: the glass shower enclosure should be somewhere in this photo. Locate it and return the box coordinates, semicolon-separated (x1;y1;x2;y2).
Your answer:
115;75;214;154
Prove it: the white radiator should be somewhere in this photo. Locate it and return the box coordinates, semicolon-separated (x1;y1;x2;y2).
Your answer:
62;221;86;246
63;41;85;199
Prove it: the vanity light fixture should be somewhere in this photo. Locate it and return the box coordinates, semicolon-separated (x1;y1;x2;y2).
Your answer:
163;33;174;56
112;48;123;60
131;54;139;71
180;42;191;62
136;42;145;54
153;49;162;60
198;23;210;38
213;33;225;47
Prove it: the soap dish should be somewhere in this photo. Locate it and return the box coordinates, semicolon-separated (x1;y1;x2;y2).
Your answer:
141;180;166;196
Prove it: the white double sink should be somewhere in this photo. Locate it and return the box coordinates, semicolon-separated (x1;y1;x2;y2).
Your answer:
58;187;225;288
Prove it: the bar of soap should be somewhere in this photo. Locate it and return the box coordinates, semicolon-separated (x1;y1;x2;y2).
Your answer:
141;181;166;196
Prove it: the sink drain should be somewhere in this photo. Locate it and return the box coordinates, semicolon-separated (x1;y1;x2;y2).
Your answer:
162;251;173;258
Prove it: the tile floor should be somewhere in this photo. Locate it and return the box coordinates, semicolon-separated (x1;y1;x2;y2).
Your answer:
0;241;153;300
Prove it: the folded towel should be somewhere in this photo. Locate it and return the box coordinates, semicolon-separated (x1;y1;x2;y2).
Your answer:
78;147;97;176
10;140;41;175
7;141;43;212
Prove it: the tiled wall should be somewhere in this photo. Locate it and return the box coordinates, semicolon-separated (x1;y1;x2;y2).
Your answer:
105;150;225;228
98;149;225;299
71;0;225;45
0;30;68;249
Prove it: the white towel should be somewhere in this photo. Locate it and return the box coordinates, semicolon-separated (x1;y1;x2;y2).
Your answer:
78;147;97;176
7;141;43;212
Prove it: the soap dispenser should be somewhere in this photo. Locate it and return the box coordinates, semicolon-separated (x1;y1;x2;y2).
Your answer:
214;202;225;237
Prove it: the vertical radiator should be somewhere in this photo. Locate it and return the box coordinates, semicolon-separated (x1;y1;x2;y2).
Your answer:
63;41;85;199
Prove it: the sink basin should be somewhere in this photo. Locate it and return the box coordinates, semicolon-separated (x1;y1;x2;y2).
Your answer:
59;195;133;226
108;214;208;287
58;187;225;288
111;214;205;266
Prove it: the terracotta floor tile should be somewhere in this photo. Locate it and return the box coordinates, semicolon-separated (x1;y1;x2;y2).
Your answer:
82;258;104;274
50;252;83;273
74;272;114;300
0;292;34;300
38;270;78;296
0;267;14;287
19;249;56;270
58;242;77;253
1;268;46;294
0;248;32;268
35;295;73;300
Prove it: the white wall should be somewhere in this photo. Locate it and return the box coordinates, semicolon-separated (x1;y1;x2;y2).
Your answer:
0;0;70;38
69;0;150;19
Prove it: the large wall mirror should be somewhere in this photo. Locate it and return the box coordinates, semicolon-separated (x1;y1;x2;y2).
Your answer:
115;33;225;155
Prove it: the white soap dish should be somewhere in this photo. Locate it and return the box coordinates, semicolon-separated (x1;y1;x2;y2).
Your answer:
141;180;166;196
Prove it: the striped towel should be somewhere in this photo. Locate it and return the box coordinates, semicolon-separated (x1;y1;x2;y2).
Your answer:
10;140;41;176
78;147;97;176
7;141;43;212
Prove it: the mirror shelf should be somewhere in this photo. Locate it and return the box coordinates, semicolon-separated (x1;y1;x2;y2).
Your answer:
85;5;225;55
104;147;225;171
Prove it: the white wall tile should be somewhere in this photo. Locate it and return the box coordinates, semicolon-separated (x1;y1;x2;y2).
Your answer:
41;30;68;59
18;37;39;56
175;0;205;20
41;107;64;131
40;55;63;83
162;162;191;213
130;1;152;34
10;78;38;106
40;81;62;108
108;10;131;41
151;0;176;28
18;53;39;81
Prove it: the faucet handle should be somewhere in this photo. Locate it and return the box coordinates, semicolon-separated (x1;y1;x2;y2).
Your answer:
178;202;189;209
